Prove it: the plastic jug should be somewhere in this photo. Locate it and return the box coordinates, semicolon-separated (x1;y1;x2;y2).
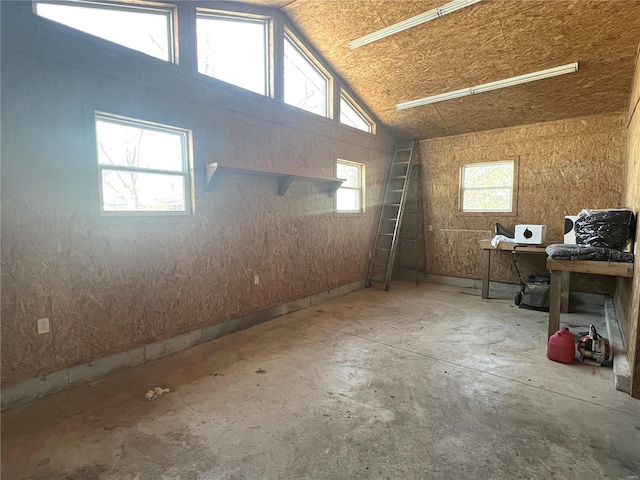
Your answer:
547;327;576;364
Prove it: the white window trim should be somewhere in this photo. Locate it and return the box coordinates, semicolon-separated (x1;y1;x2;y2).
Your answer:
95;112;194;216
339;92;374;134
460;160;515;213
33;0;178;64
283;31;332;118
336;159;365;214
196;9;271;97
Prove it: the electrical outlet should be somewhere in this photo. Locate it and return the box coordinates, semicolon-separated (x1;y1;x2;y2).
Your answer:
37;318;50;335
254;274;260;286
428;225;433;231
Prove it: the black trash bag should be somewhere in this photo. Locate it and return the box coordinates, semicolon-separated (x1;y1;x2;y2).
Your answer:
574;208;635;251
545;244;634;263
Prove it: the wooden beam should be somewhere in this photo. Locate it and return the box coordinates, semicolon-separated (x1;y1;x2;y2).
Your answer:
548;269;563;338
481;248;490;299
546;258;634;277
560;270;570;313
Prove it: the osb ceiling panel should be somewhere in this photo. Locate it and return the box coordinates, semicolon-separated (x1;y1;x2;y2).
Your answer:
276;0;640;139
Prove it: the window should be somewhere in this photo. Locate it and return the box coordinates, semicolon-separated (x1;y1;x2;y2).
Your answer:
284;34;330;117
95;113;193;214
460;160;515;213
34;1;175;62
340;94;373;133
196;11;269;96
336;160;364;213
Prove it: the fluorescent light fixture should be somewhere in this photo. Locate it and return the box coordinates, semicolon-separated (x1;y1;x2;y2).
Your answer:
396;62;579;110
349;0;482;50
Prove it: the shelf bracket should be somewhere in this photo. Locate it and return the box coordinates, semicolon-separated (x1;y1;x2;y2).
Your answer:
326;180;343;197
205;163;220;192
277;175;295;196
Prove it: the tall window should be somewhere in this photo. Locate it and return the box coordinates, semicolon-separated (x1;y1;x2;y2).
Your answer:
196;11;269;96
340;94;373;133
336;160;364;213
460;160;514;213
34;1;175;62
95;113;193;214
284;34;330;117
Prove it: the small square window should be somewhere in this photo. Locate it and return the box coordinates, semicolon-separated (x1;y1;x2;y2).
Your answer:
336;160;364;213
196;11;270;96
340;94;373;133
95;113;193;214
284;33;330;117
34;1;175;62
460;160;514;213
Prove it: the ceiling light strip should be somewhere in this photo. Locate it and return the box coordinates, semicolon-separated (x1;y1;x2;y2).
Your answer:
349;0;483;50
395;62;579;110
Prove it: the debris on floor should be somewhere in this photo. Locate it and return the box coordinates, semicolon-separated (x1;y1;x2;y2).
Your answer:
255;368;267;374
145;387;170;401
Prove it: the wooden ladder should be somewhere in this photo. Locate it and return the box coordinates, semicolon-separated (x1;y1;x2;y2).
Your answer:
365;140;418;291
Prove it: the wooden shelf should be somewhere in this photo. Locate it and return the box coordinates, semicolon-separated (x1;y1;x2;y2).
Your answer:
547;258;634;277
205;163;344;197
479;239;558;253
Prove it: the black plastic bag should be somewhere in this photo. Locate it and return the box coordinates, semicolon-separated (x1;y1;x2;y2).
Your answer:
574;208;634;251
546;244;634;263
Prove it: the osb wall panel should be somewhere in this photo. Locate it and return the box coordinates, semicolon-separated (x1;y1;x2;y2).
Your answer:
283;0;640;139
615;42;640;397
0;48;392;383
420;113;627;294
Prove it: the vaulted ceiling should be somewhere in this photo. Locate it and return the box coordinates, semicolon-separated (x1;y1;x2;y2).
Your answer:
246;0;640;140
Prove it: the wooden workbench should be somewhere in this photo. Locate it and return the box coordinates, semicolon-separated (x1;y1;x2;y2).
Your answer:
480;240;552;299
546;258;634;338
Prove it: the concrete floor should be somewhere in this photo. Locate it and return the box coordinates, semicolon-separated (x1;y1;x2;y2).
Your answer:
2;283;640;480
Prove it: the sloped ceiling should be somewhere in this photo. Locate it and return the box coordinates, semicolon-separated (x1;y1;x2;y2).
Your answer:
249;0;640;140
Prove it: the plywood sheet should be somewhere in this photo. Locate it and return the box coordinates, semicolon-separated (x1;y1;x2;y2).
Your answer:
282;0;640;139
0;37;394;385
420;112;626;294
615;43;640;397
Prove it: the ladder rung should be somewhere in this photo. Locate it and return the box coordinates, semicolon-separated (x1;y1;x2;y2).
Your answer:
383;218;398;221
386;203;401;206
379;233;394;236
392;176;407;179
373;263;388;268
376;248;391;251
389;189;403;192
394;161;410;165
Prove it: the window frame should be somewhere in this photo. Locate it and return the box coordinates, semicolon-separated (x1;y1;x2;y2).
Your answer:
283;30;333;119
458;158;518;216
339;91;375;134
336;159;365;214
94;111;195;216
195;8;272;97
33;0;178;64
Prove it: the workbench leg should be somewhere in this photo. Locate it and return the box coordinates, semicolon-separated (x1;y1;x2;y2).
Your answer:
560;271;570;313
548;270;562;338
481;249;490;299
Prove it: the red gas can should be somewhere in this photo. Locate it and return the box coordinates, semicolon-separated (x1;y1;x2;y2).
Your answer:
547;327;576;364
